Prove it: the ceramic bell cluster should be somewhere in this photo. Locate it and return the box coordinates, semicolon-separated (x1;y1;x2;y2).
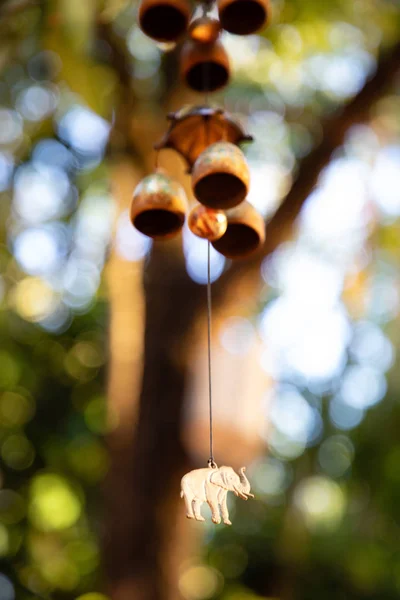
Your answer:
131;0;269;259
138;0;271;94
130;111;265;259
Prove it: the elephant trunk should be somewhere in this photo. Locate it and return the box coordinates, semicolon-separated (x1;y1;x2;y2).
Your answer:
238;467;254;498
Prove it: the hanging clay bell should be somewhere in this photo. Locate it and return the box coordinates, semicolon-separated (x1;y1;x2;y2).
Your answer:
180;39;230;93
130;172;188;239
188;204;228;241
192;142;250;210
138;0;191;42
154;106;253;172
189;16;221;44
212;201;265;258
218;0;270;35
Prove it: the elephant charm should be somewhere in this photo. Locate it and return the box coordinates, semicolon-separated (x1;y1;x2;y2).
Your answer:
180;464;254;525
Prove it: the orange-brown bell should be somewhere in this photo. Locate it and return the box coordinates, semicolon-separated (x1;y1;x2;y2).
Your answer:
130;172;188;239
192;142;250;209
188;204;228;241
189;16;221;44
218;0;270;35
138;0;191;42
154;106;253;172
212;201;265;258
180;39;230;93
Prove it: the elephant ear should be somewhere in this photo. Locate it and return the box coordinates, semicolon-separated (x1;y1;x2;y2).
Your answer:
210;469;228;489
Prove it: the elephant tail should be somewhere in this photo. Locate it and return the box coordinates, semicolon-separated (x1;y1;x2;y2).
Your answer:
180;490;184;498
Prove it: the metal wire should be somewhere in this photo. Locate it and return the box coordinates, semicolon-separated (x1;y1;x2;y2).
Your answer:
202;29;215;468
207;240;216;468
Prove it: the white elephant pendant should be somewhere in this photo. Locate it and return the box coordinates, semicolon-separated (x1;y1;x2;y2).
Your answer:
180;464;254;525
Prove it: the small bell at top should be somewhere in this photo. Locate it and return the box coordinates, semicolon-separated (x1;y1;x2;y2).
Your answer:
188;204;228;241
130;172;188;239
212;201;265;258
138;0;191;43
180;39;230;93
218;0;270;35
192;142;250;210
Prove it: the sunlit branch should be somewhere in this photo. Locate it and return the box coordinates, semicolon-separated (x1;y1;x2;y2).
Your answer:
213;41;400;303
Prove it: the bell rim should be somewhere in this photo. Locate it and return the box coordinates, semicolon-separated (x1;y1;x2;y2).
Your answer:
139;0;191;42
212;222;264;258
131;206;186;240
218;0;270;36
211;201;266;258
193;174;248;210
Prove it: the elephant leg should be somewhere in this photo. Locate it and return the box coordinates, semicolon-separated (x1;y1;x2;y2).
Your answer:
192;499;205;522
183;493;195;519
208;499;221;525
220;493;231;525
205;481;221;524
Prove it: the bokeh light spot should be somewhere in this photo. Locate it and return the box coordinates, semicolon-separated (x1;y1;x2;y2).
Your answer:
67;540;100;575
318;435;354;477
29;474;82;531
16;84;57;122
0;573;14;600
179;565;223;600
1;434;35;471
58;106;110;156
0;109;22;145
13;163;70;223
84;397;117;434
66;437;109;483
329;397;364;430
220;317;256;356
0;391;35;427
0;524;10;556
294;476;346;530
13;277;57;322
14;227;61;275
0;352;20;388
253;457;291;496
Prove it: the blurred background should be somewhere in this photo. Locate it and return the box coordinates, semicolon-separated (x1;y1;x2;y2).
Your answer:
0;0;399;599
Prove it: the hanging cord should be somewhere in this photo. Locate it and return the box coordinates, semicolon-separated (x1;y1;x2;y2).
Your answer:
201;5;215;469
202;2;210;106
206;240;216;469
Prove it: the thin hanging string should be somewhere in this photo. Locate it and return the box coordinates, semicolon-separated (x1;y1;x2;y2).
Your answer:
206;240;216;468
201;8;215;468
202;2;210;107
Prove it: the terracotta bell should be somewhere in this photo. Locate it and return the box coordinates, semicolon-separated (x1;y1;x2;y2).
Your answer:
138;0;191;43
130;172;188;239
180;39;230;93
212;201;265;258
154;105;253;172
192;142;250;210
189;16;221;44
218;0;270;35
188;204;228;241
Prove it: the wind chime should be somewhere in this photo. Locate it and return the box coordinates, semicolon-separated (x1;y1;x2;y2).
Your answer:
131;0;270;524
